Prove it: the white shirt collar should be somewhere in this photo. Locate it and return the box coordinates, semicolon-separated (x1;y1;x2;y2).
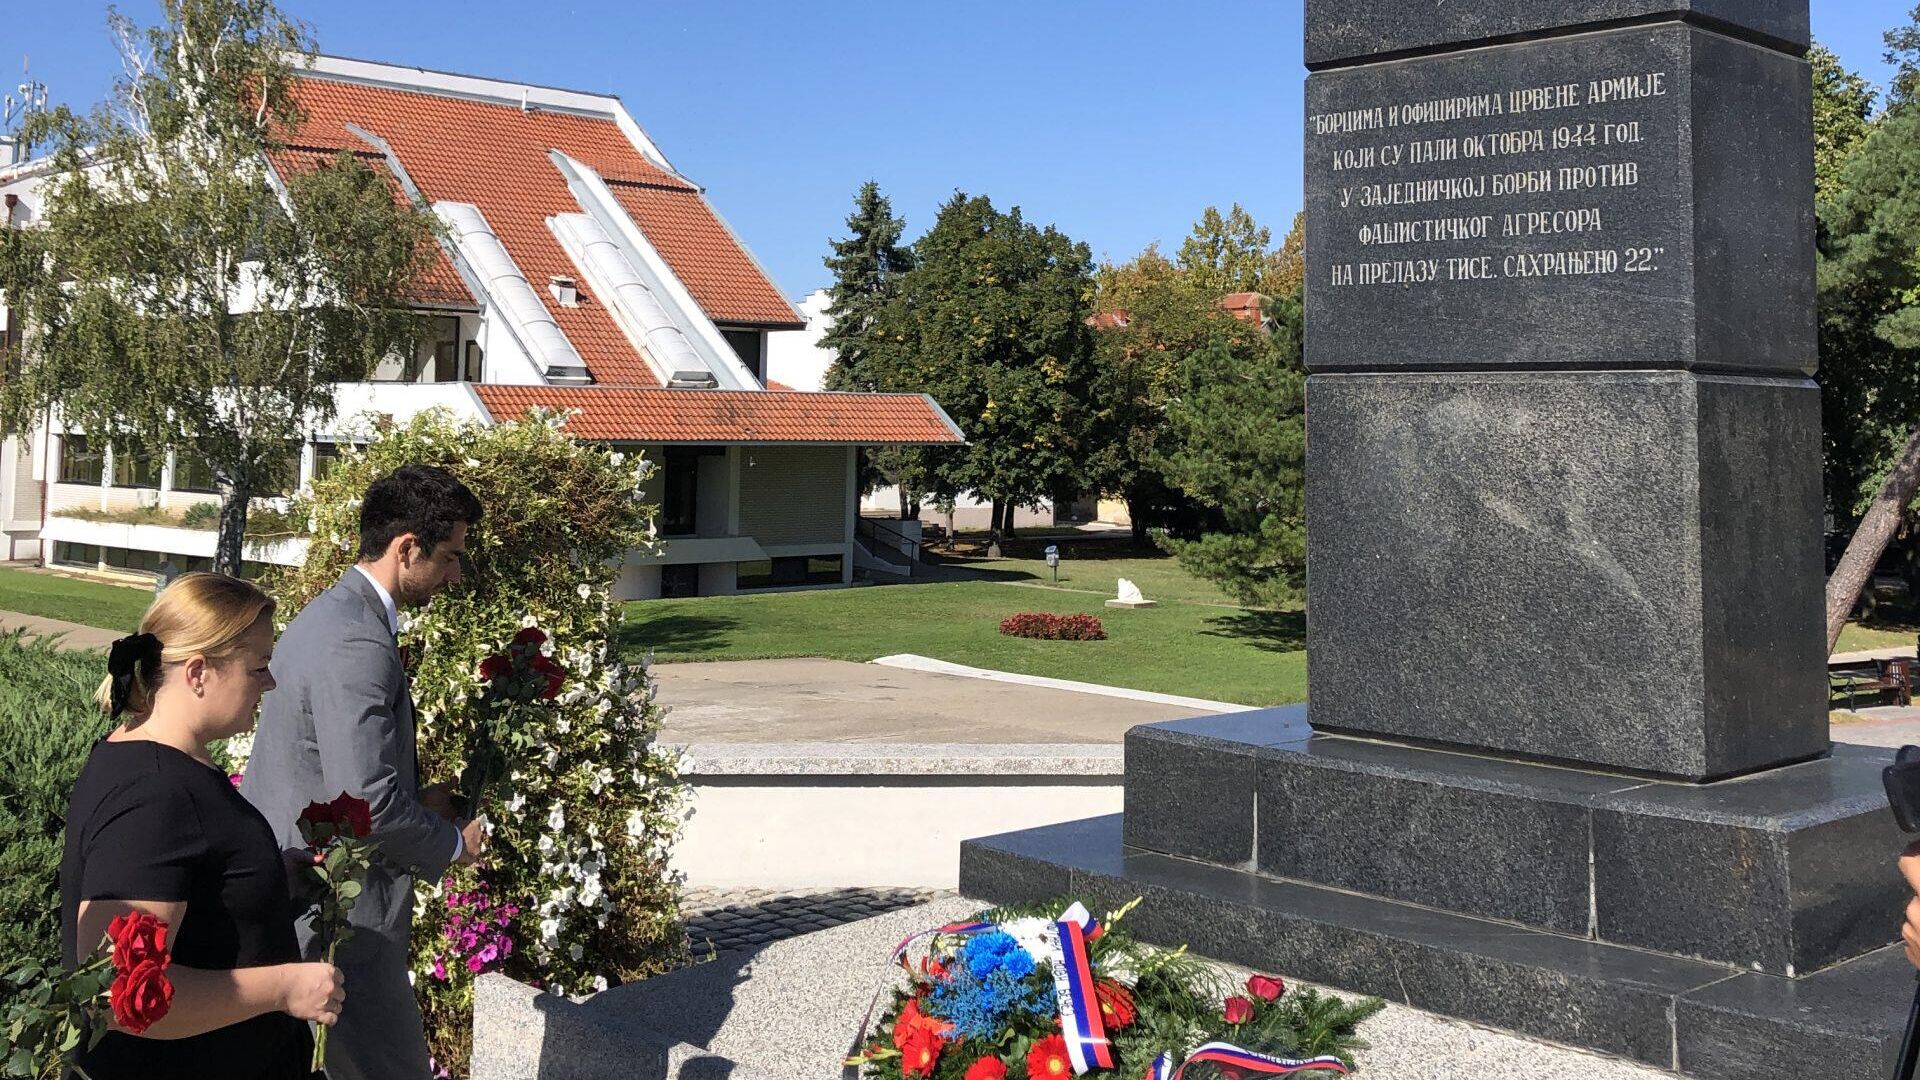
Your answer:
354;565;399;636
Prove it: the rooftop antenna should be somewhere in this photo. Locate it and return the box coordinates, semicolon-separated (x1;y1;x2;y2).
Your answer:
3;55;50;133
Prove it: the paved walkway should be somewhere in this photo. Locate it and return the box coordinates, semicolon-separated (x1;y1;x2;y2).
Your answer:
681;887;952;956
654;657;1211;744
0;609;123;650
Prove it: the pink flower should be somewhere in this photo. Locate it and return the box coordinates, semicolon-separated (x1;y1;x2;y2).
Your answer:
432;956;448;981
1224;995;1254;1024
228;773;244;789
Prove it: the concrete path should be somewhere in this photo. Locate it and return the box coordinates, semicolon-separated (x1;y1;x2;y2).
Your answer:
653;657;1210;744
0;609;123;651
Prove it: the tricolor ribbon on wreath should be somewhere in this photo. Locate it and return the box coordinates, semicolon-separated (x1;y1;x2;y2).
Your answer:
845;903;1110;1077
1147;1042;1351;1080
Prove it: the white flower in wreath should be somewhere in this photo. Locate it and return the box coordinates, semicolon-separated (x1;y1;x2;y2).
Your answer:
592;975;609;993
1000;917;1060;961
547;803;566;832
508;792;525;813
625;809;646;840
577;583;593;600
539;918;561;945
522;614;539;629
537;834;554;853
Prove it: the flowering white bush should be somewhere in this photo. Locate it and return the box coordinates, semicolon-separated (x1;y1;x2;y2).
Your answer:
267;408;686;1075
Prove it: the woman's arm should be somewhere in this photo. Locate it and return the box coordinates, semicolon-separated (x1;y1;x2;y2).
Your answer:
75;898;342;1040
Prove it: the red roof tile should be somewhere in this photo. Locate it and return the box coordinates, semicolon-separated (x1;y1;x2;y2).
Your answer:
472;385;964;446
281;75;801;386
267;146;473;308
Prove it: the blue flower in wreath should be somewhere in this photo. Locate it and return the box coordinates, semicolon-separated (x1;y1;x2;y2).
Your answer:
961;931;1036;981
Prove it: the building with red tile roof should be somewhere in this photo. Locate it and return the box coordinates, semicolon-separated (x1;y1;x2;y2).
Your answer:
0;56;961;598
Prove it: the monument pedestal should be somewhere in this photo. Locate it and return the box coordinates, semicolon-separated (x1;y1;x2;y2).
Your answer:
961;712;1913;1076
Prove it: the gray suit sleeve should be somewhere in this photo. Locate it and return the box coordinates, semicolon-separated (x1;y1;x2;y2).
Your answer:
310;628;459;881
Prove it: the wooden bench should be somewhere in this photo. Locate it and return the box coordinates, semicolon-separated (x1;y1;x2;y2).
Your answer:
1828;657;1912;708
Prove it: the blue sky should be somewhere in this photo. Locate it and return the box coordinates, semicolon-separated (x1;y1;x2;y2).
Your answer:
7;2;1912;300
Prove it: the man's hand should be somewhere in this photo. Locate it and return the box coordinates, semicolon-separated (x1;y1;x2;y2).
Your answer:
454;816;486;867
282;847;323;898
421;782;457;822
1902;840;1920;968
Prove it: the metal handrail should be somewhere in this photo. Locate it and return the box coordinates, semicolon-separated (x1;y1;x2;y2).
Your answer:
857;515;919;558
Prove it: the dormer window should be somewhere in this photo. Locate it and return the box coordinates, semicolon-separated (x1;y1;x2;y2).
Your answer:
549;276;579;307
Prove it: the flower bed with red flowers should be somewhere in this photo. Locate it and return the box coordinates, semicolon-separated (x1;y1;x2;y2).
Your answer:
998;613;1108;641
847;898;1381;1080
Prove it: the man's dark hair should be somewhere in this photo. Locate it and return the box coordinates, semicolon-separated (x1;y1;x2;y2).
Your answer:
358;464;483;561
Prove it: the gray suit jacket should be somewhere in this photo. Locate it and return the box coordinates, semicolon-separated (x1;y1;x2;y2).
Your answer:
243;569;458;947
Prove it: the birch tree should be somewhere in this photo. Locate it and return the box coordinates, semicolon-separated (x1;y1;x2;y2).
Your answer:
0;0;439;572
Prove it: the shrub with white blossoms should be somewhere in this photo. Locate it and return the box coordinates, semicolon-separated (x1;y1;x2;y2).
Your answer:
266;408;686;1076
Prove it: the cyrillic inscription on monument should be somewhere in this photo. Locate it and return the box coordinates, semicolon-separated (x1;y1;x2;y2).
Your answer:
1305;27;1696;370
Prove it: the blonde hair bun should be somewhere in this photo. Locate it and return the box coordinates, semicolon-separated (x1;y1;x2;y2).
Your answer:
94;572;276;718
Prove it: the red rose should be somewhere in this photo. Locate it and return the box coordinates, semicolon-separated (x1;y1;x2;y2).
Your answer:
298;799;338;840
1094;978;1136;1030
531;655;567;699
1224;994;1254;1024
1247;974;1285;1002
326;792;374;839
479;654;510;681
107;912;169;972
513;627;547;647
964;1056;1008;1080
109;957;174;1034
1026;1035;1071;1080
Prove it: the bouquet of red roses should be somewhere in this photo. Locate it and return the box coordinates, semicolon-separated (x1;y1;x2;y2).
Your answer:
296;792;378;1072
462;625;569;811
1;911;175;1078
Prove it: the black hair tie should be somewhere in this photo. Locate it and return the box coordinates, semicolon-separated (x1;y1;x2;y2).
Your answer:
106;633;163;718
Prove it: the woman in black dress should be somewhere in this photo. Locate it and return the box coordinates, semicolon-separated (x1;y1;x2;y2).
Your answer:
60;572;345;1079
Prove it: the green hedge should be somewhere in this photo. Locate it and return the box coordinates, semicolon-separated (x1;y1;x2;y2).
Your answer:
0;635;108;990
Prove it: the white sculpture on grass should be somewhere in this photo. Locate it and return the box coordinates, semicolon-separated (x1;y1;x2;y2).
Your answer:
1107;578;1156;609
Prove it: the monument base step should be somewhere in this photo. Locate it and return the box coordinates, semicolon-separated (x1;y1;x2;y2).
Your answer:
959;814;1911;1080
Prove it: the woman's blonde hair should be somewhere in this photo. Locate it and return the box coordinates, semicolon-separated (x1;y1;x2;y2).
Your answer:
95;572;277;718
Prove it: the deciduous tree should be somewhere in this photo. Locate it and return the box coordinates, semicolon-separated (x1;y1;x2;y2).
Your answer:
0;0;439;573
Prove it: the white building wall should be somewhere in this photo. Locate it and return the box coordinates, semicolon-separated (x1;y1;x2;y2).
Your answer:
764;289;834;392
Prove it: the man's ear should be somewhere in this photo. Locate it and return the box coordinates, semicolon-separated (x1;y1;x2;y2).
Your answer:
394;533;421;568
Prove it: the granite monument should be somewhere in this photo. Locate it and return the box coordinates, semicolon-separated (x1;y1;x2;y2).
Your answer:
962;4;1915;1077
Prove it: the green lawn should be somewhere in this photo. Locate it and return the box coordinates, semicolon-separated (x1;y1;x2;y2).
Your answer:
0;568;149;634
621;579;1305;707
1837;621;1919;653
926;545;1245;607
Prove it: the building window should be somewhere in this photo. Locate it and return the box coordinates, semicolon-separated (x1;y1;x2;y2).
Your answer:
661;446;717;538
463;340;485;382
58;436;106;485
173;445;220;494
424;315;462;383
54;542;100;568
737;554;844;590
111;444;162;490
660;563;699;598
313;442;343;481
720;328;764;383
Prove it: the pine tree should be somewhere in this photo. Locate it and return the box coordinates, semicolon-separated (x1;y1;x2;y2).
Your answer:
1154;296;1308;609
820;181;914;394
818;182;922;514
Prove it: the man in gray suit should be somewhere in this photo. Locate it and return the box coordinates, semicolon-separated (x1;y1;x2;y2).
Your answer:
244;464;486;1079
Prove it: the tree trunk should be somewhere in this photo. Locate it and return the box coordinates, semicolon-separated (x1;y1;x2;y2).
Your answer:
988;498;1003;540
1126;491;1149;544
215;476;251;577
1825;426;1920;654
1000;499;1017;540
898;486;914;521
